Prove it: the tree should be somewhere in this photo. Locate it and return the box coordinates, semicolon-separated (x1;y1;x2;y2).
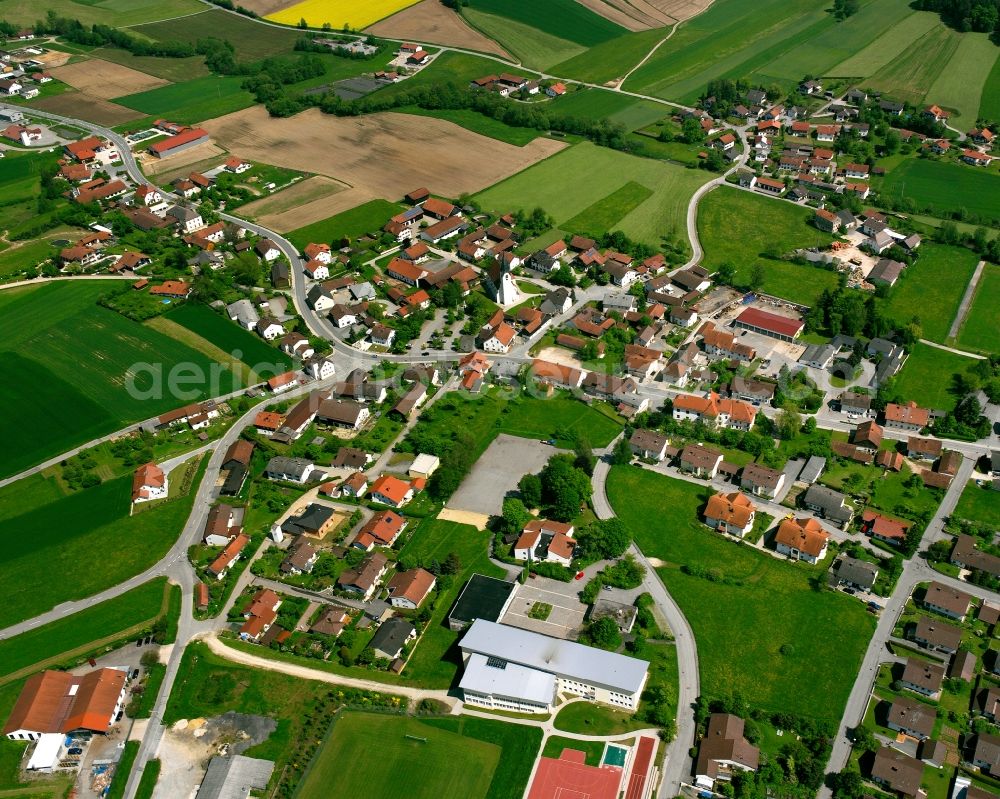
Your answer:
716;261;737;286
576;518;631;560
776;408;802;439
518;473;542;508
681;116;703;144
749;263;766;291
539;455;592;521
612;435;633;465
585;616;622;650
497;497;532;537
573;437;596;476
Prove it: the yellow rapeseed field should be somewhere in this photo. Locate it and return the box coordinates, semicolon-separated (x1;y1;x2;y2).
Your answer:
267;0;422;29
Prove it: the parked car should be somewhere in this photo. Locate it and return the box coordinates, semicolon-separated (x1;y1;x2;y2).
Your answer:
68;747;83;755
130;668;140;680
574;571;585;581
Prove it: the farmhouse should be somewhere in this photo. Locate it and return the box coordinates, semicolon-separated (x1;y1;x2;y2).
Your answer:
148;127;209;158
459;619;649;713
513;520;577;566
3;669;127;741
132;462;167;504
704;492;756;537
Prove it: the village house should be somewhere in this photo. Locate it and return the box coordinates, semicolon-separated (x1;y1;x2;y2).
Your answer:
672;392;757;431
887;695;935;740
353;510;407;550
680;444;724;479
207;533;250;580
740;463;785;499
629;429;669;461
774;517;829;563
3;669;127;742
369;617;417;661
862;510;910;546
695;713;760;790
132;462;167;504
802;484;853;528
338;552;389;600
831;556;878;591
513;520;577;566
704;492;756;537
369;475;417;508
387;568;436;609
922;581;972;621
911;615;962;655
239;588;281;642
900;657;945;697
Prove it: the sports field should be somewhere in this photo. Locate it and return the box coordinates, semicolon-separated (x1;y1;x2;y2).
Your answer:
114;76;254;126
607;466;874;721
0;282;239;479
957;263;1000;353
879;159;1000;222
268;0;421;27
697;186;838;305
0;458;203;629
296;712;500;799
133;9;302;60
473;141;710;247
880;244;979;344
893;342;976;409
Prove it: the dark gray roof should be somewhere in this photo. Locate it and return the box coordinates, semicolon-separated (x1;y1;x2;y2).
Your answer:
448;574;516;627
197;755;274;799
834;556;878;589
368;617;415;658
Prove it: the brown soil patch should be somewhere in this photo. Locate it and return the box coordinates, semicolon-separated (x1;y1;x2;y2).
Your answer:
645;0;715;23
49;58;168;99
366;0;511;58
202;105;566;205
142;142;226;175
29;92;142;126
575;0;660;30
32;49;72;68
240;176;351;232
236;0;299;14
437;507;490;529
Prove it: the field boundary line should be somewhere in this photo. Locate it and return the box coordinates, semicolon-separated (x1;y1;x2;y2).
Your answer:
0;583;171;688
123;8;214;29
143;316;259;385
946;258;985;341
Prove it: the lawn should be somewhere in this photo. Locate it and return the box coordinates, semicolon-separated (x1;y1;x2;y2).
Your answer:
880;244;979;343
894;342;977;409
113;75;254;125
954;481;1000;527
957;263;1000;353
607;466;875;721
164;303;294;377
0;0;202;26
286;199;405;250
542;736;606;765
924;32;999;121
462;9;585;70
562;181;654;237
0;282;240;478
295;712;499;799
697;186;838;305
474;141;710;247
0;579;168;682
134;759;160;799
133;9;302;60
547;90;668;131
0;458;204;629
880;158;1000;223
267;0;422;29
865;24;962;105
465;0;625;46
501;396;623;447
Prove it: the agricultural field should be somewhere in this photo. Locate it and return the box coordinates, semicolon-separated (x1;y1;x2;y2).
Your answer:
879;159;1000;224
466;0;626;46
923;32;999;121
133;9;302;60
203;106;566;220
0;282;240;478
365;0;512;58
162;304;294;379
87;48;211;82
957;263;1000;353
0;579;168;681
29;92;142;126
113;76;255;126
607;465;875;721
982;55;1000;121
880;244;979;344
238;176;350;232
893;342;976;409
397;106;543;146
552;27;674;85
267;0;422;28
547;90;668;131
864;25;962;106
0;458;202;629
828;10;941;78
295;712;499;799
462;9;586;69
473;141;710;248
286;199;405;250
48;59;168;100
0;0;203;27
697;186;838;305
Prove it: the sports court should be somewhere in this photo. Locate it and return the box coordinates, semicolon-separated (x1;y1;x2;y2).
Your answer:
527;749;623;799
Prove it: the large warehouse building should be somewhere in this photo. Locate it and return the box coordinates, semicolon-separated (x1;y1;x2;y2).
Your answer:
3;669;127;741
458;619;649;713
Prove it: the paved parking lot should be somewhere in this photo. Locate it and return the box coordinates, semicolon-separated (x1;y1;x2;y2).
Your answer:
449;434;564;516
501;576;588;640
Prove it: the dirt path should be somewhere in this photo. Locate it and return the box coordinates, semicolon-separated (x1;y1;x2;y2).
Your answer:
947;259;985;341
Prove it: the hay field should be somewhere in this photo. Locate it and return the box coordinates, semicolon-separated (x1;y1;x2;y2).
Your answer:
49;59;168;100
366;0;511;58
268;0;423;28
202;106;566;209
239;176;351;231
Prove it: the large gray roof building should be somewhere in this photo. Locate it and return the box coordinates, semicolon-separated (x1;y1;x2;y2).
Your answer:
458;619;649;713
